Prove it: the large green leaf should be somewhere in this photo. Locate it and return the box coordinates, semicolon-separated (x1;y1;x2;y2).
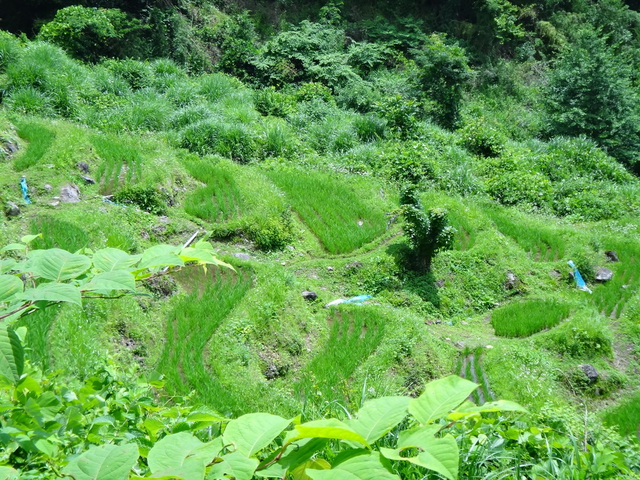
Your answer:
348;396;410;444
447;399;528;420
0;466;18;480
380;427;459;480
223;413;290;457
292;419;369;447
26;249;91;282
0;326;24;383
0;275;23;302
81;271;136;295
0;259;17;274
256;438;328;478
147;432;222;476
20;283;82;306
62;443;139;480
208;451;259;480
93;248;141;272
135;245;184;271
306;451;399;480
409;375;478;425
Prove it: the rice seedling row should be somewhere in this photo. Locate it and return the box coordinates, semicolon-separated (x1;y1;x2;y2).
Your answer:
296;308;385;402
491;299;571;338
29;215;89;252
602;391;640;441
14;120;56;171
184;160;244;222
91;135;143;195
267;169;389;254
158;267;252;415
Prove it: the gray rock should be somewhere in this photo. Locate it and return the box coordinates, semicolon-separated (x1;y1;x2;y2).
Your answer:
504;271;519;290
595;267;613;282
232;253;251;261
345;261;363;270
4;201;20;217
302;291;318;301
80;174;96;185
77;162;90;173
4;141;18;154
605;250;619;262
44;184;53;191
60;184;80;203
579;364;599;383
327;266;334;272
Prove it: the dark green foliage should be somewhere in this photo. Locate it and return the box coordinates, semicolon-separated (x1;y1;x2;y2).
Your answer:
413;34;471;129
112;185;167;215
491;299;571;337
373;94;420;138
544;28;640;170
37;6;148;63
179;119;258;162
400;186;455;272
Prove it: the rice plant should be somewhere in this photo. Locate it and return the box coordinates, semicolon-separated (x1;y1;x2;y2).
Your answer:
184;160;244;222
491;298;571;338
266;168;390;254
14;120;56;171
30;216;89;252
91;134;143;194
158;266;252;415
602;392;640;440
296;307;385;403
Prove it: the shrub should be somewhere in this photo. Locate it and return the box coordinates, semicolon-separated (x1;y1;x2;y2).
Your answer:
539;314;613;358
5;87;53;116
379;141;438;185
179;119;258;162
253;87;294;117
354;114;387;142
112;185;167;215
458;117;506;157
0;31;22;73
101;58;153;90
373;94;420;139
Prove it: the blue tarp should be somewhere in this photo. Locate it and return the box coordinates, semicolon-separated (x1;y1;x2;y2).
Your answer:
567;260;592;294
20;176;31;204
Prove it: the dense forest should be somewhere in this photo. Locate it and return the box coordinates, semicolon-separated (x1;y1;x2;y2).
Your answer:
2;0;640;478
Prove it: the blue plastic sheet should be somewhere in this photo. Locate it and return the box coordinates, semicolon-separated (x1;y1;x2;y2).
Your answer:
20;176;31;204
567;260;592;294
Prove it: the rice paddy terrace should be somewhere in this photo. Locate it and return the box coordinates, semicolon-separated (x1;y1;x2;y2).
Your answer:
2;107;640;445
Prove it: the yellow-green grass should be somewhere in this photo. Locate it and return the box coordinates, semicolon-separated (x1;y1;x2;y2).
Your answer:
591;239;640;318
14;120;56;171
158;266;252;415
184;159;244;222
296;307;385;403
91;134;143;195
29;215;89;252
266;169;390;254
484;206;566;261
602;392;640;441
491;298;571;338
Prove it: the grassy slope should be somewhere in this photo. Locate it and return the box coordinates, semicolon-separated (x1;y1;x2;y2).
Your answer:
1;108;640;441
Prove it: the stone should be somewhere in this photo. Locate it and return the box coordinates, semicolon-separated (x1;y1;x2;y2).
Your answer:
435;279;445;288
504;271;519;290
579;364;599;383
454;341;466;349
485;345;494;349
345;261;363;270
80;174;96;185
77;162;90;173
49;201;59;207
302;290;318;301
595;267;613;282
4;201;20;217
5;141;18;154
44;184;52;191
327;266;334;272
60;184;80;203
605;250;619;262
460;320;469;326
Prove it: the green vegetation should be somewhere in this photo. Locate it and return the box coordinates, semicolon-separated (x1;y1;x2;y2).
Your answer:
491;298;571;338
14;120;55;171
603;392;640;439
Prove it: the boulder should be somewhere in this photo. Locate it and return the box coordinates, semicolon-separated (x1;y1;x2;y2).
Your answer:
504;271;519;290
44;184;53;191
302;290;318;301
60;184;80;203
605;250;619;262
579;364;599;383
4;141;18;154
77;162;90;173
4;201;20;217
232;252;251;261
80;174;96;185
595;267;613;282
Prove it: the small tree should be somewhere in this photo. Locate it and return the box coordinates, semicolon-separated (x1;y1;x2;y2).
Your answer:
400;187;455;273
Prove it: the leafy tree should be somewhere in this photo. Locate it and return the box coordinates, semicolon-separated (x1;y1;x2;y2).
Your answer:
400;186;455;272
544;27;640;171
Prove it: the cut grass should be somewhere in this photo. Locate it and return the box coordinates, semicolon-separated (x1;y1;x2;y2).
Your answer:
91;134;143;195
266;168;390;254
30;215;89;252
14;120;56;171
602;391;640;440
491;298;571;338
184;159;244;222
296;307;385;402
158;266;252;416
484;205;566;261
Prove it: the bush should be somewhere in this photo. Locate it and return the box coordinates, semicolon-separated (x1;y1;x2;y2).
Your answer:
101;58;152;90
253;87;294;117
373;94;420;139
0;31;22;73
179;119;258;162
112;186;167;215
458;118;506;157
539;314;613;358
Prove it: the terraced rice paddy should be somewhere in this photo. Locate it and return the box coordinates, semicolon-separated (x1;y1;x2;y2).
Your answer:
184;160;244;222
491;298;571;338
14;120;56;171
602;391;640;441
29;215;89;252
91;134;143;194
267;169;389;254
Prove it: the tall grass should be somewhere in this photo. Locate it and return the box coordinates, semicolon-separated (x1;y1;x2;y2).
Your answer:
484;205;566;261
184;160;244;222
491;298;571;338
14;121;56;171
266;168;390;254
158;267;252;416
30;216;89;252
296;307;385;402
602;392;640;440
91;134;143;194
